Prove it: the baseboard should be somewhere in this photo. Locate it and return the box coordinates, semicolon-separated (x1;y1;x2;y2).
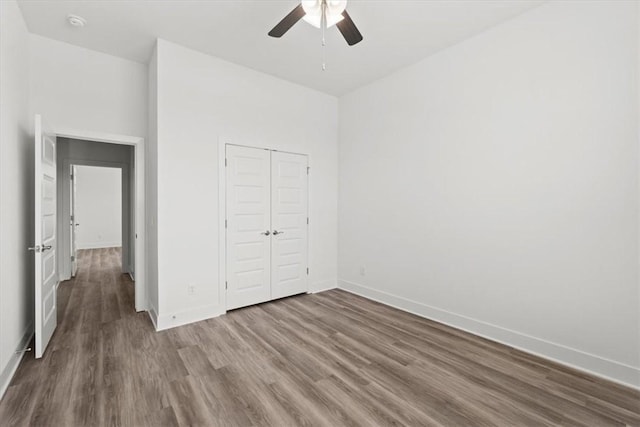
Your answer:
310;279;338;294
147;303;158;330
0;323;34;401
155;304;225;331
77;243;122;250
338;279;640;390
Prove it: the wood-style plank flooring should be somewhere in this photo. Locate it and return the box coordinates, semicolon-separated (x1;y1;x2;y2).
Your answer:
1;247;639;426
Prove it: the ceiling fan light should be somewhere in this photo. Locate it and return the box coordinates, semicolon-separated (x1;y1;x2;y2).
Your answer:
301;0;347;28
302;14;344;29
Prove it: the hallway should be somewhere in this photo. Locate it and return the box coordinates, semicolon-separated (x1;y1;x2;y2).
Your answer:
0;248;155;425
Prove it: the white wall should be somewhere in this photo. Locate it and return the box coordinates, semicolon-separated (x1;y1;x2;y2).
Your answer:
339;0;640;388
75;166;122;249
0;0;33;399
154;39;338;328
29;34;147;138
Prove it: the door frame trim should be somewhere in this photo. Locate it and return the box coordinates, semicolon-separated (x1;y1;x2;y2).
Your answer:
53;127;147;312
218;140;310;312
62;159;130;278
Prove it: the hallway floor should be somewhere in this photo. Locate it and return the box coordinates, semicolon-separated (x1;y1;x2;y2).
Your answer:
0;248;639;426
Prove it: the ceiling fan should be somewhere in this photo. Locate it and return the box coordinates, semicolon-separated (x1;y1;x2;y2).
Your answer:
268;0;363;46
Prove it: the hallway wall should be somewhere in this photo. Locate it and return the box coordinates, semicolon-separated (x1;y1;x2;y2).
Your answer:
75;166;123;250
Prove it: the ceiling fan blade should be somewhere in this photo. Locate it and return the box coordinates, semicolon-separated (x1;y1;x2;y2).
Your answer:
336;10;363;46
268;4;306;38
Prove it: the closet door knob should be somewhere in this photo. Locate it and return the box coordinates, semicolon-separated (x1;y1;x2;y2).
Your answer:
273;230;284;235
261;230;271;236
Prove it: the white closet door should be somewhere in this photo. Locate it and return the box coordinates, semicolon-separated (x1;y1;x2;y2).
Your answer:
271;151;308;300
226;145;271;310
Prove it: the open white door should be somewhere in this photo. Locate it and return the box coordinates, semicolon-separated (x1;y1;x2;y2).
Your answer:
270;151;309;299
70;165;78;277
31;114;58;359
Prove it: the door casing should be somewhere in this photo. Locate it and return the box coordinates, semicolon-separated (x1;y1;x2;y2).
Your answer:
52;127;147;312
61;159;131;278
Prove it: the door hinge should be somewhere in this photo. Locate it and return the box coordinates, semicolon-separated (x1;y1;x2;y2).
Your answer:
225;219;227;229
71;255;75;262
307;166;310;175
225;281;228;290
225;158;227;167
306;267;309;275
307;217;309;225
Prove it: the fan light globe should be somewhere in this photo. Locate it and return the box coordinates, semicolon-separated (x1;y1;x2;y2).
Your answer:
301;0;347;28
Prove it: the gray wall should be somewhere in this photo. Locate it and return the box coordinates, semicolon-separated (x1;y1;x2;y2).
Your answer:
56;138;134;280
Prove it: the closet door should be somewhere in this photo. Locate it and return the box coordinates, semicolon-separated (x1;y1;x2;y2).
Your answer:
271;151;308;299
226;145;271;310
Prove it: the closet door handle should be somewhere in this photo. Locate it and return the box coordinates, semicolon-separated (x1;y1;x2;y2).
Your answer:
261;230;271;236
273;230;284;236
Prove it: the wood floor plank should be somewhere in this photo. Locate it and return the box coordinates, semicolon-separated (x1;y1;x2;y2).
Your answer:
1;247;638;426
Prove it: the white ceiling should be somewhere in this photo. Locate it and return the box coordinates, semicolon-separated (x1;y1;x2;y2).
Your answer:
17;0;543;96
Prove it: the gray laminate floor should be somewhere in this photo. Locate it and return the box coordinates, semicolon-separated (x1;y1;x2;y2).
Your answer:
1;247;638;426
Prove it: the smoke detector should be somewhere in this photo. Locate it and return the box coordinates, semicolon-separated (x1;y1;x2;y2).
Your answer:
67;14;86;28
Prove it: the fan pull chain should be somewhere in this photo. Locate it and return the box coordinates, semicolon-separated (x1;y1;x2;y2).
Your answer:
321;0;326;71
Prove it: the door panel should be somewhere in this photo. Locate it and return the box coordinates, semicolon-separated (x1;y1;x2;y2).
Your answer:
226;145;271;310
70;165;78;276
34;114;57;359
271;151;308;300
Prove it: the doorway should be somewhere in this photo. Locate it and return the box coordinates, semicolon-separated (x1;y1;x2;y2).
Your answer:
32;116;146;358
57;139;135;285
70;165;126;276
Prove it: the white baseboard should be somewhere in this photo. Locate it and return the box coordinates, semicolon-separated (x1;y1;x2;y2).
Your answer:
156;304;225;331
147;303;158;330
0;323;34;401
310;279;338;294
338;279;640;390
77;243;122;250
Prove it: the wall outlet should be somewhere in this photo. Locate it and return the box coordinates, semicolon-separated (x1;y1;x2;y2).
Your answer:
188;285;195;295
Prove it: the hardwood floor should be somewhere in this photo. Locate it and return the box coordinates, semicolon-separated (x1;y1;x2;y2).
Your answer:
1;248;639;426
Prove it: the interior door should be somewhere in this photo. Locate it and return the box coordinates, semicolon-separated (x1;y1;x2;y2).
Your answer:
70;165;78;277
270;151;308;299
226;145;271;310
32;114;58;358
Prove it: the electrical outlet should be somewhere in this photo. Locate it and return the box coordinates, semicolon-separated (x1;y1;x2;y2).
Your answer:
188;285;195;295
